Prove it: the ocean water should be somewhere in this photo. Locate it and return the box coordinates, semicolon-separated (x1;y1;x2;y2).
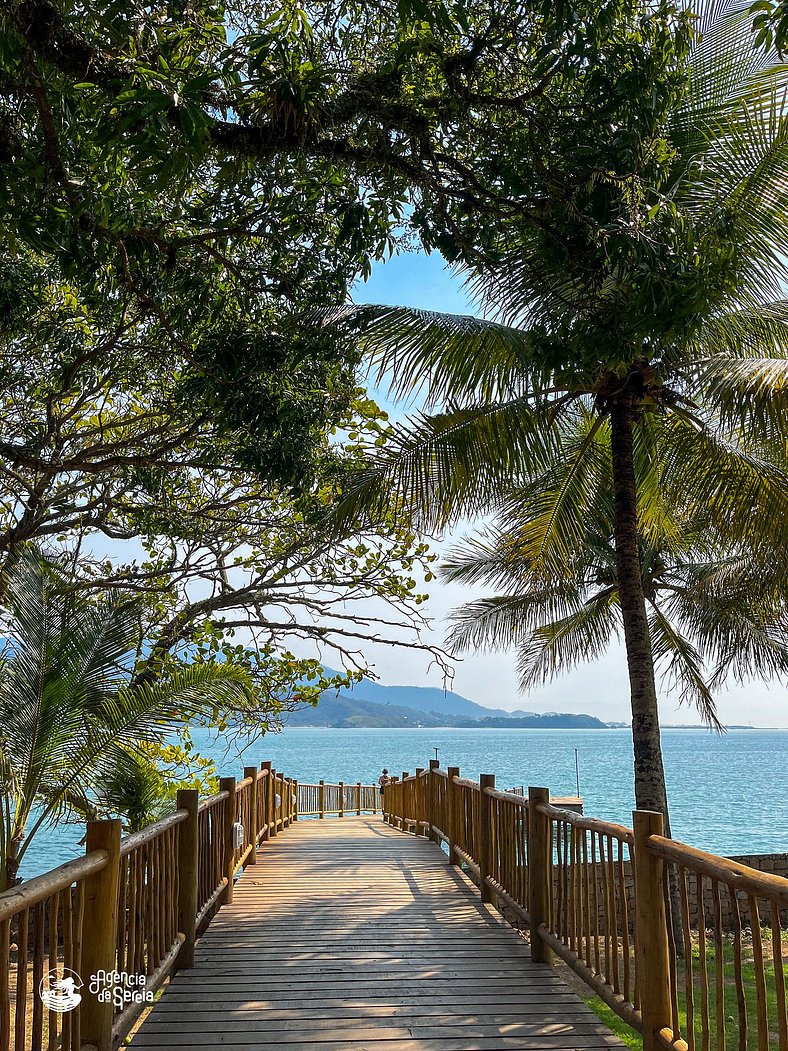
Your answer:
18;727;788;880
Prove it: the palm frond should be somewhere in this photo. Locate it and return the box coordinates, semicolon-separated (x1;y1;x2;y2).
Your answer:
648;604;721;727
321;305;553;408
330;397;569;533
515;592;620;691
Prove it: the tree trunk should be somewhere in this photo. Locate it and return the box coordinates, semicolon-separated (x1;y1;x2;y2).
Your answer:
1;847;20;893
609;400;684;955
608;401;669;819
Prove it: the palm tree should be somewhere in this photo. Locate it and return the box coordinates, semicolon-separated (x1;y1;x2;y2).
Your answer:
0;550;252;889
442;408;788;727
90;752;177;832
326;1;788;821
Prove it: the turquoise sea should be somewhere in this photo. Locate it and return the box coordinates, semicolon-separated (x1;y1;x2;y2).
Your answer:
19;726;788;880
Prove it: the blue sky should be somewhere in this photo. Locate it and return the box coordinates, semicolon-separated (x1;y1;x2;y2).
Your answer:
346;250;788;729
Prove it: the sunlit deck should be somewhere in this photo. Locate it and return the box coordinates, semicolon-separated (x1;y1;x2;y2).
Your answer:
131;816;622;1050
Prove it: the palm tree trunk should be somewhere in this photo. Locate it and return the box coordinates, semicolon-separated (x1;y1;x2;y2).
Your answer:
608;401;669;819
609;400;685;955
1;846;20;892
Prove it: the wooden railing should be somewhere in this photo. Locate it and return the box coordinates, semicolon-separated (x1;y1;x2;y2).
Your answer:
384;763;788;1051
0;764;373;1051
297;780;378;817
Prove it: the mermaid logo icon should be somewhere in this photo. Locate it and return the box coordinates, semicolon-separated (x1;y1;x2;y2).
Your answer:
39;968;83;1013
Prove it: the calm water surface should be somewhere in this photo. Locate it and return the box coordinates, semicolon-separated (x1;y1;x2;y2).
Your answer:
21;727;788;878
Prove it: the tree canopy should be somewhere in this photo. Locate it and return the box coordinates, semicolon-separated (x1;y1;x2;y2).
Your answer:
322;0;788;822
0;265;441;709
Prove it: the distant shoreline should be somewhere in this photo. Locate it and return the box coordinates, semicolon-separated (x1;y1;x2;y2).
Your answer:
281;723;780;731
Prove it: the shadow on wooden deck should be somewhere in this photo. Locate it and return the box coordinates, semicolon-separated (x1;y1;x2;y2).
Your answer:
130;816;624;1050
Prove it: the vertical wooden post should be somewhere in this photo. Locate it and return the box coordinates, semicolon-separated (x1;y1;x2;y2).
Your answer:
219;776;236;905
428;759;439;843
527;786;553;963
479;774;495;902
282;777;290;828
318;779;325;819
447;766;460;866
260;761;272;842
293;779;299;821
339;780;345;818
401;773;409;832
356;782;362;815
388;776;398;825
176;789;199;970
269;769;278;837
633;810;672;1051
243;767;258;864
415;769;425;835
80;819;122;1051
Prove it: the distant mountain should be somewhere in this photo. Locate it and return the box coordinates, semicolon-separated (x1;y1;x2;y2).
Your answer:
319;673;536;721
285;694;446;728
280;673;606;729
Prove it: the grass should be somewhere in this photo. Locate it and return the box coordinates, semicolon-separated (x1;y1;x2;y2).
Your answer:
583;996;643;1049
562;929;788;1051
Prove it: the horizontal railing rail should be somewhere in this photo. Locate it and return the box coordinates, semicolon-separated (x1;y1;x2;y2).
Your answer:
383;762;788;1051
0;764;366;1051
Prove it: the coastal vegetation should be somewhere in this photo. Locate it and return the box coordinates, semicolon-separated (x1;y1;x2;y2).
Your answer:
0;549;252;891
0;0;787;858
3;3;788;1050
328;0;788;829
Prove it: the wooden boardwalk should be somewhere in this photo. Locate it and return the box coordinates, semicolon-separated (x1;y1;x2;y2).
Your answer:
132;816;623;1050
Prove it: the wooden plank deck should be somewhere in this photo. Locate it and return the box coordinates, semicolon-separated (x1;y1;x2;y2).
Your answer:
132;816;623;1050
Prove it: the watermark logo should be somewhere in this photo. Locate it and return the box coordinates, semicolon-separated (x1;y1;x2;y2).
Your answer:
89;970;154;1009
38;968;153;1012
39;968;83;1013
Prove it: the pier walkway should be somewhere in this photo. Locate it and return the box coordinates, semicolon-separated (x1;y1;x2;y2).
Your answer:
131;816;621;1050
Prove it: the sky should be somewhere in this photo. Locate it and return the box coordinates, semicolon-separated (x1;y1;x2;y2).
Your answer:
343;249;788;729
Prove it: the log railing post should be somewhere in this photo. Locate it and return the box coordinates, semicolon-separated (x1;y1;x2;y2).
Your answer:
479;774;495;902
339;780;345;818
401;773;409;831
527;786;553;964
415;769;425;834
318;778;325;818
243;767;258;864
356;781;362;815
269;769;278;837
176;789;199;970
80;818;122;1051
447;766;460;865
388;776;398;825
293;779;299;821
633;810;673;1051
428;759;439;843
260;761;271;842
220;776;236;905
